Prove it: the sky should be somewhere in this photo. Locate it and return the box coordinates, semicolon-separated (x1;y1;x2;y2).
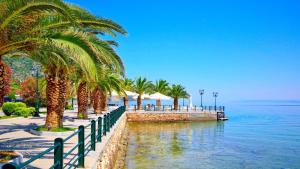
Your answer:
68;0;300;105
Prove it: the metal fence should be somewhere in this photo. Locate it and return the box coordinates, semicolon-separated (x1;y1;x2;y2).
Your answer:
127;105;225;112
3;106;126;169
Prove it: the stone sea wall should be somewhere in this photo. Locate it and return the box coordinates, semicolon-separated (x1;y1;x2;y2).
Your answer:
126;112;217;122
96;113;128;169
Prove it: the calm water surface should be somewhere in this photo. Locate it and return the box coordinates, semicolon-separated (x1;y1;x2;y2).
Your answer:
125;106;300;169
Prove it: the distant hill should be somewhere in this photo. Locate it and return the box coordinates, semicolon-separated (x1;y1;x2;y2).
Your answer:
3;56;36;82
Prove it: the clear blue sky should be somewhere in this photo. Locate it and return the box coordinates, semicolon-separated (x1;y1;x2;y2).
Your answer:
68;0;300;105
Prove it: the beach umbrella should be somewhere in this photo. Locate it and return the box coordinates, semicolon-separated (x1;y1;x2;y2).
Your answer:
132;93;151;100
109;90;138;101
125;91;138;97
109;91;121;101
149;92;172;100
149;92;171;107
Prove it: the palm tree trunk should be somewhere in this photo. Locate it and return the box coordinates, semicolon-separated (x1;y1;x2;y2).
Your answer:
137;95;142;110
123;96;128;107
89;91;94;109
58;70;68;127
77;81;88;119
156;99;161;108
0;58;5;107
174;97;179;110
44;68;68;129
93;87;102;114
100;91;108;111
45;70;62;129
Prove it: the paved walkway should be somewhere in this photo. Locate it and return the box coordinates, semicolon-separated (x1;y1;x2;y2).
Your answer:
0;109;108;168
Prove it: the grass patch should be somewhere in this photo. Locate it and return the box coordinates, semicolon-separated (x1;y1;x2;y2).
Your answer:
0;151;19;163
35;126;76;132
0;116;19;120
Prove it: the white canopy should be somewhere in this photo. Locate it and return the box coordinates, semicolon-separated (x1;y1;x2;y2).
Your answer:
149;92;172;100
125;91;138;97
132;93;151;100
109;90;138;101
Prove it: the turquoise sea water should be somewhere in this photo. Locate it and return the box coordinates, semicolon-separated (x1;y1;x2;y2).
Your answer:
125;105;300;169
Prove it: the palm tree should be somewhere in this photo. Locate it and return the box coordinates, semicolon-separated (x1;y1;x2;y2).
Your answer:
0;0;127;128
153;79;169;107
122;78;134;107
29;29;124;127
0;0;74;106
133;77;152;110
76;38;125;118
95;65;123;113
0;0;127;104
168;85;188;110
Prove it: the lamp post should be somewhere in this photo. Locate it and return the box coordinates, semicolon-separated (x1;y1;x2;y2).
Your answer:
199;89;204;107
213;92;218;111
31;65;41;117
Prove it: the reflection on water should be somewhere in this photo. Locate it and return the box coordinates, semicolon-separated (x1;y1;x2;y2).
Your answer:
125;106;300;169
125;121;225;169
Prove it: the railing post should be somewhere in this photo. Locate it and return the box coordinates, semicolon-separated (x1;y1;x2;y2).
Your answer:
106;113;111;132
2;163;18;169
54;138;63;169
91;120;96;151
78;125;85;168
103;114;107;136
97;117;102;142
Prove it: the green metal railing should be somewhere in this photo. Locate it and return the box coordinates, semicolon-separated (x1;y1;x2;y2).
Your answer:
3;106;126;169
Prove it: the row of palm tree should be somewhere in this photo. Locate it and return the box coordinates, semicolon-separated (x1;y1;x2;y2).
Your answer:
122;77;189;110
0;0;127;129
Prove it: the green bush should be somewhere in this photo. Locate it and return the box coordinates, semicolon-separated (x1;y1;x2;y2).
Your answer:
8;92;17;100
14;107;35;118
65;105;73;110
15;102;26;108
2;102;17;116
2;102;32;117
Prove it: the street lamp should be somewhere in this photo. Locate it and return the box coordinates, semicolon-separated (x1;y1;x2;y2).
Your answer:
199;89;204;107
213;92;218;111
31;64;41;117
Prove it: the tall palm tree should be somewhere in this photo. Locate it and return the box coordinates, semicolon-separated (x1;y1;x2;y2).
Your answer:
0;0;126;128
133;77;152;110
93;65;123;113
0;0;74;106
122;78;134;107
153;79;169;107
168;85;188;110
76;38;125;118
0;0;127;106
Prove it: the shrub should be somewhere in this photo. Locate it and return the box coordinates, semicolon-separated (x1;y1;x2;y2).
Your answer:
65;105;73;110
15;102;26;108
2;102;17;116
19;76;46;107
8;92;17;101
14;107;35;118
2;102;31;117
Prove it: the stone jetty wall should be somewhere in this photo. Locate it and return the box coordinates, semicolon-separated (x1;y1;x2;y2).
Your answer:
126;112;217;122
95;113;127;169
